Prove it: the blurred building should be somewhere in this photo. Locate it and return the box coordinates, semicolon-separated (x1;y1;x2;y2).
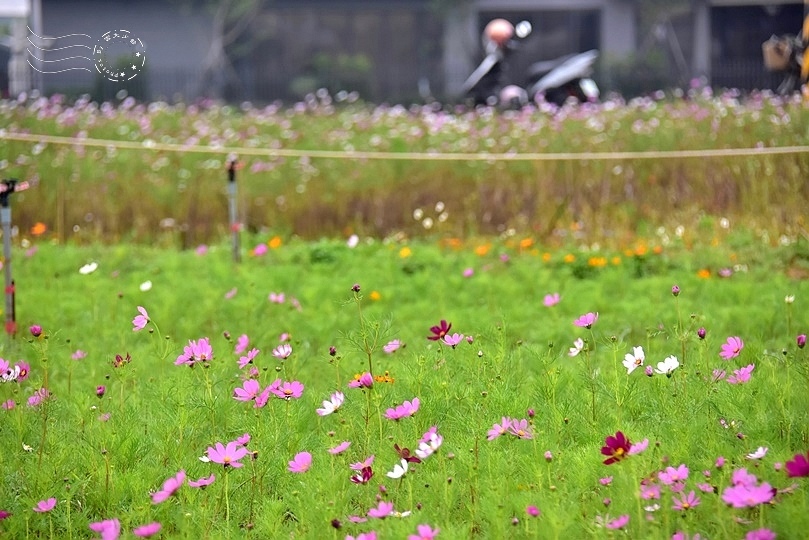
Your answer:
0;0;804;102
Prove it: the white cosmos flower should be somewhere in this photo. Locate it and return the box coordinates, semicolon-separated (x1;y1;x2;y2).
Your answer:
316;391;345;416
415;433;444;460
386;458;408;479
568;338;585;357
655;355;680;375
79;262;98;274
1;364;20;382
623;346;645;374
746;446;768;460
139;280;153;292
346;234;359;248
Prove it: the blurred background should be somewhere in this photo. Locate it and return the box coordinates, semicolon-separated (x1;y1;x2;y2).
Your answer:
0;0;804;104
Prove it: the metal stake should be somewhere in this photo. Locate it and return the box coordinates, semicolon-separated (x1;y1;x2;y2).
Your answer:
1;178;34;337
227;159;241;263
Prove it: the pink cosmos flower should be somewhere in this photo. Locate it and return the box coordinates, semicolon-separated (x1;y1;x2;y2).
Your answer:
234;379;262;403
151;469;185;504
629;439;649;455
133;522;162;537
2;399;15;410
89;518;121;540
348;372;374;389
270;380;304;400
254;384;273;408
235;433;250;446
606;514;629;529
71;350;87;360
721;469;775;507
487;417;512;440
33;497;57;512
346;532;377;540
132;306;149;331
574;312;599;328
526;505;541;517
237;348;260;369
367;501;394;519
350;455;375;471
27;388;51;407
384;397;420;420
462;267;474;278
659;464;689;485
507;418;533;439
195;244;208;255
599;476;613;486
383;340;402;353
188;474;215;488
712;369;727;382
727;364;755;384
207;441;249;468
408;524;440;540
288;451;312;473
415;431;443;460
640;483;661;500
272;343;292;359
720;336;744;360
175;338;213;366
234;334;249;355
224;287;237;299
785;451;809;477
268;291;285;303
672;490;700;511
543;293;560;307
253;244;268;256
0;510;10;520
441;333;465;348
316;391;345;416
328;441;351;455
15;361;30;382
745;529;777;540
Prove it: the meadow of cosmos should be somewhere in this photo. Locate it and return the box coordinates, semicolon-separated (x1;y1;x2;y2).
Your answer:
0;91;808;539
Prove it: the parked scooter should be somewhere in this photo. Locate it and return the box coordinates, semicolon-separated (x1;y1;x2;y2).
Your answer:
762;33;806;95
461;18;600;108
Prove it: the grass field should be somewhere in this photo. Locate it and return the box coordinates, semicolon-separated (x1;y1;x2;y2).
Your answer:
1;233;808;539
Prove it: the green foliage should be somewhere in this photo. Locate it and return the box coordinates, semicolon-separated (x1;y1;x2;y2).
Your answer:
0;236;807;538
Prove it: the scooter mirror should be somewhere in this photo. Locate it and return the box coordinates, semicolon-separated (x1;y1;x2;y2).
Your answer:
515;21;532;39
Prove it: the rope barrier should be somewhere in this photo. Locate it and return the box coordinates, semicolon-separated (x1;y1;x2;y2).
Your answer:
2;130;808;162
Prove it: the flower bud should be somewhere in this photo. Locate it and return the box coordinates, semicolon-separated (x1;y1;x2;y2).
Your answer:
797;334;806;349
671;285;680;296
697;327;706;340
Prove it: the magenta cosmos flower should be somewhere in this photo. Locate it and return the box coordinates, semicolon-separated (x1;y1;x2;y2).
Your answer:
288;451;312;473
574;312;599;328
720;336;744;360
384;397;420;420
408;524;440;540
89;518;121;540
427;320;452;341
33;497;57;512
206;441;249;468
132;307;149;331
270;379;304;400
132;522;162;537
151;469;185;504
175;337;213;366
601;431;632;465
786;451;809;477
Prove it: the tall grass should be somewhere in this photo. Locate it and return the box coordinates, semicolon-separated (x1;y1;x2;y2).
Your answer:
1;91;807;246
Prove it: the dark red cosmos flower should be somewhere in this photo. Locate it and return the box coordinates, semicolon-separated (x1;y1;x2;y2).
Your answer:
394;443;422;464
350;466;373;484
601;431;632;465
427;320;452;341
785;451;809;478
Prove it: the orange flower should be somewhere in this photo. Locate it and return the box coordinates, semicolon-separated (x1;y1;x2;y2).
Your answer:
542;252;552;262
563;254;576;264
268;236;282;249
634;244;648;256
588;256;607;268
519;237;534;250
475;244;491;256
442;238;462;250
652;246;663;255
697;269;711;279
30;222;47;236
611;256;622;266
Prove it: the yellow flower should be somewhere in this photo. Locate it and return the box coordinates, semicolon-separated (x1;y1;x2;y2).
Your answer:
563;254;576;264
369;290;381;301
268;236;282;249
399;246;412;258
542;252;552;262
588;256;607;268
611;256;622;265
